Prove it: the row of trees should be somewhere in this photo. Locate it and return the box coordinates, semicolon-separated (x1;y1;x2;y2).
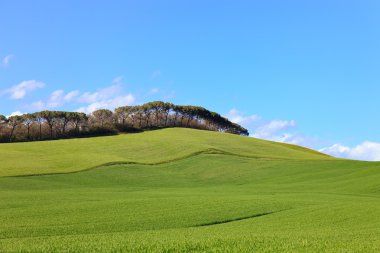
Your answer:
0;111;88;142
0;101;249;143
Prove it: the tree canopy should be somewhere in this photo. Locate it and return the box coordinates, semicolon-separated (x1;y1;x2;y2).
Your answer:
0;101;248;142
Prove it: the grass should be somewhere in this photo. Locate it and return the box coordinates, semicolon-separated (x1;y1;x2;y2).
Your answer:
0;128;330;177
0;128;379;252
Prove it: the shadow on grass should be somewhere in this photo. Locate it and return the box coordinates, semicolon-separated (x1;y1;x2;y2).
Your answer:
195;210;285;227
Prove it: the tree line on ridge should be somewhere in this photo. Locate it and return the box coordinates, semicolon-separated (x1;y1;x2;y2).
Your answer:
0;101;249;143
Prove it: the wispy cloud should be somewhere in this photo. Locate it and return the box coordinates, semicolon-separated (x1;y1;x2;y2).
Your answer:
76;94;135;114
46;89;80;108
2;55;13;67
226;109;296;141
227;108;380;161
319;142;380;161
78;84;123;104
27;77;136;113
226;109;318;148
253;119;296;139
64;90;80;101
226;109;260;126
75;77;136;113
3;80;45;100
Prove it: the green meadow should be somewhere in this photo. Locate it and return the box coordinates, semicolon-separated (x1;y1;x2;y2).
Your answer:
1;128;380;252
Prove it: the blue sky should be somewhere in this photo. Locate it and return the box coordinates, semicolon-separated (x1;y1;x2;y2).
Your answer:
1;0;380;160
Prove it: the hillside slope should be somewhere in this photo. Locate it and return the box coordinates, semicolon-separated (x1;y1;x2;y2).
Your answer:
0;128;330;177
2;128;380;252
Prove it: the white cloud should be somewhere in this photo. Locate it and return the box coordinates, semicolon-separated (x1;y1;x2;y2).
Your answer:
226;109;317;148
27;77;132;112
226;109;296;140
48;90;65;108
226;109;260;126
79;84;123;104
75;77;136;113
47;89;79;108
2;55;13;67
30;88;136;113
76;94;135;114
3;80;45;99
276;133;319;148
64;90;80;101
6;111;24;118
253;119;296;139
228;109;380;160
320;142;380;161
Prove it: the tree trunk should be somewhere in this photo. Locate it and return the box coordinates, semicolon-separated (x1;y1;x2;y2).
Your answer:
9;126;16;142
75;122;79;134
164;114;168;127
131;116;135;127
186;117;191;127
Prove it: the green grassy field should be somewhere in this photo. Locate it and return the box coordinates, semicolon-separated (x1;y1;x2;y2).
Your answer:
1;128;380;252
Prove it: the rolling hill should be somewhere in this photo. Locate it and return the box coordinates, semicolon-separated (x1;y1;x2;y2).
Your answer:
1;128;380;252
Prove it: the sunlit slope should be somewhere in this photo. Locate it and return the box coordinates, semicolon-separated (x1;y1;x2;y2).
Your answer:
1;129;380;252
1;154;380;252
0;128;330;177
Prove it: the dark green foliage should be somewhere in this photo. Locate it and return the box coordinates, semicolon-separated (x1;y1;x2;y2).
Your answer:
114;123;143;133
0;114;6;123
82;126;118;137
113;102;249;135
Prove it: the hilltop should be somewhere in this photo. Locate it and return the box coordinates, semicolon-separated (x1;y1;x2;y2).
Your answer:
0;128;329;177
